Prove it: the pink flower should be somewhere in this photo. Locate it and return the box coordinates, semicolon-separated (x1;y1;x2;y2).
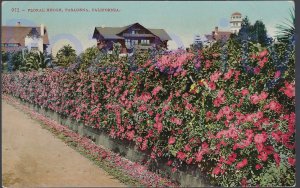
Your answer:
255;164;263;170
176;151;187;160
184;144;191;152
259;91;268;100
236;158;248;169
259;49;268;58
152;86;162;96
136;137;143;143
241;89;249;96
166;160;173;166
254;67;261;74
250;94;260;104
274;153;281;166
208;81;216;90
222;106;231;115
168;137;176;145
195;151;203;162
281;82;295;98
269;100;282;113
224;69;234;80
254;132;268;144
288;157;296;166
210;71;221;82
170;117;182;125
212;166;221;175
205;60;211;69
258;57;268;68
274;71;281;78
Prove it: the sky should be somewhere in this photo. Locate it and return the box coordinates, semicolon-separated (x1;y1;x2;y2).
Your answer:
2;1;294;55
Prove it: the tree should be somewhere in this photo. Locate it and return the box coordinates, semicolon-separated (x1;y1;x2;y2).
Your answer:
251;20;269;46
55;44;76;67
276;7;295;43
238;16;270;46
78;46;100;71
238;16;252;41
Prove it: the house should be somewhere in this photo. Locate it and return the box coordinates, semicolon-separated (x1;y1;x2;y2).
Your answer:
204;12;243;43
205;26;232;42
1;22;49;52
92;23;171;53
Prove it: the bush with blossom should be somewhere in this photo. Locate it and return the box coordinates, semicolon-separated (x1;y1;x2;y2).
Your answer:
2;38;295;186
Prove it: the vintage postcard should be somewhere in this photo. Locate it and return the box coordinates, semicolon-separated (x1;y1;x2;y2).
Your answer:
2;1;295;187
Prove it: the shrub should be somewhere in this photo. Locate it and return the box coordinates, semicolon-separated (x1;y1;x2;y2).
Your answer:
2;38;295;186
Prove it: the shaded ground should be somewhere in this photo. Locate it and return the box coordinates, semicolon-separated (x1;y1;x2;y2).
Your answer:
2;100;125;187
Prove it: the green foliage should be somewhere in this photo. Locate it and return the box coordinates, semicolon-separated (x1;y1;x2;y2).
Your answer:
78;46;100;71
276;7;295;43
55;44;77;67
238;16;270;46
20;51;51;71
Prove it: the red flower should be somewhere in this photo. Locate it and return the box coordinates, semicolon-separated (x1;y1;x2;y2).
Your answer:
195;151;203;162
281;82;295;98
250;94;260;104
241;89;249;96
184;144;192;152
258;152;268;162
208;81;216;90
210;71;221;82
274;71;281;78
241;177;247;187
273;153;281;167
254;132;268;144
236;158;248;169
212;166;221;175
254;67;261;74
259;91;268;100
176;151;187;160
255;164;263;170
288;157;296;166
259;49;268;58
166;160;173;166
224;69;234;80
168;137;176;145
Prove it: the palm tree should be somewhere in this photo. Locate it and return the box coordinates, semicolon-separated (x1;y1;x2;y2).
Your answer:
276;7;295;43
20;51;51;71
55;45;77;67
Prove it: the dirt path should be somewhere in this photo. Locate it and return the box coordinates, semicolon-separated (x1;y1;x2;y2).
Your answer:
2;100;125;187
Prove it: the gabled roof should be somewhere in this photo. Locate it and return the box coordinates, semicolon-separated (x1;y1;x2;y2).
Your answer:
1;26;49;45
94;23;171;41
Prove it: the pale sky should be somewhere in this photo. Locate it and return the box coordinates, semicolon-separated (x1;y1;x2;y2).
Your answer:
2;1;294;55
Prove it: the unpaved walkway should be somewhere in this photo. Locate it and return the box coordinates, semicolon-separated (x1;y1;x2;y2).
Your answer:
2;100;125;187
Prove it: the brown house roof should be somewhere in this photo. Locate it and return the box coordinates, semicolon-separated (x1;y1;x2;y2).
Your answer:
214;31;232;41
93;23;171;41
1;26;49;46
232;12;242;15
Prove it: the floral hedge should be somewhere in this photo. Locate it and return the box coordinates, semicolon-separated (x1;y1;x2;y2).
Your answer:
2;40;295;186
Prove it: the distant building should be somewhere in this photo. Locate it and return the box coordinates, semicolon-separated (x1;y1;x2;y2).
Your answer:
92;22;171;53
204;12;243;44
230;12;243;34
205;26;232;43
1;22;49;52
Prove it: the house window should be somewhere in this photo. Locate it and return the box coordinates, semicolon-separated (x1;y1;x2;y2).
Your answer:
141;39;150;45
132;40;138;45
132;30;136;34
31;47;39;51
2;43;19;47
125;39;131;46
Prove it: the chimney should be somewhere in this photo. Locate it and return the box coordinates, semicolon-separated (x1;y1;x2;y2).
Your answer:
215;26;218;33
16;22;21;26
40;24;44;36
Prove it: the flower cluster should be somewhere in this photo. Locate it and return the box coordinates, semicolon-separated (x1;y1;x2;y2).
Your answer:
2;41;295;187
